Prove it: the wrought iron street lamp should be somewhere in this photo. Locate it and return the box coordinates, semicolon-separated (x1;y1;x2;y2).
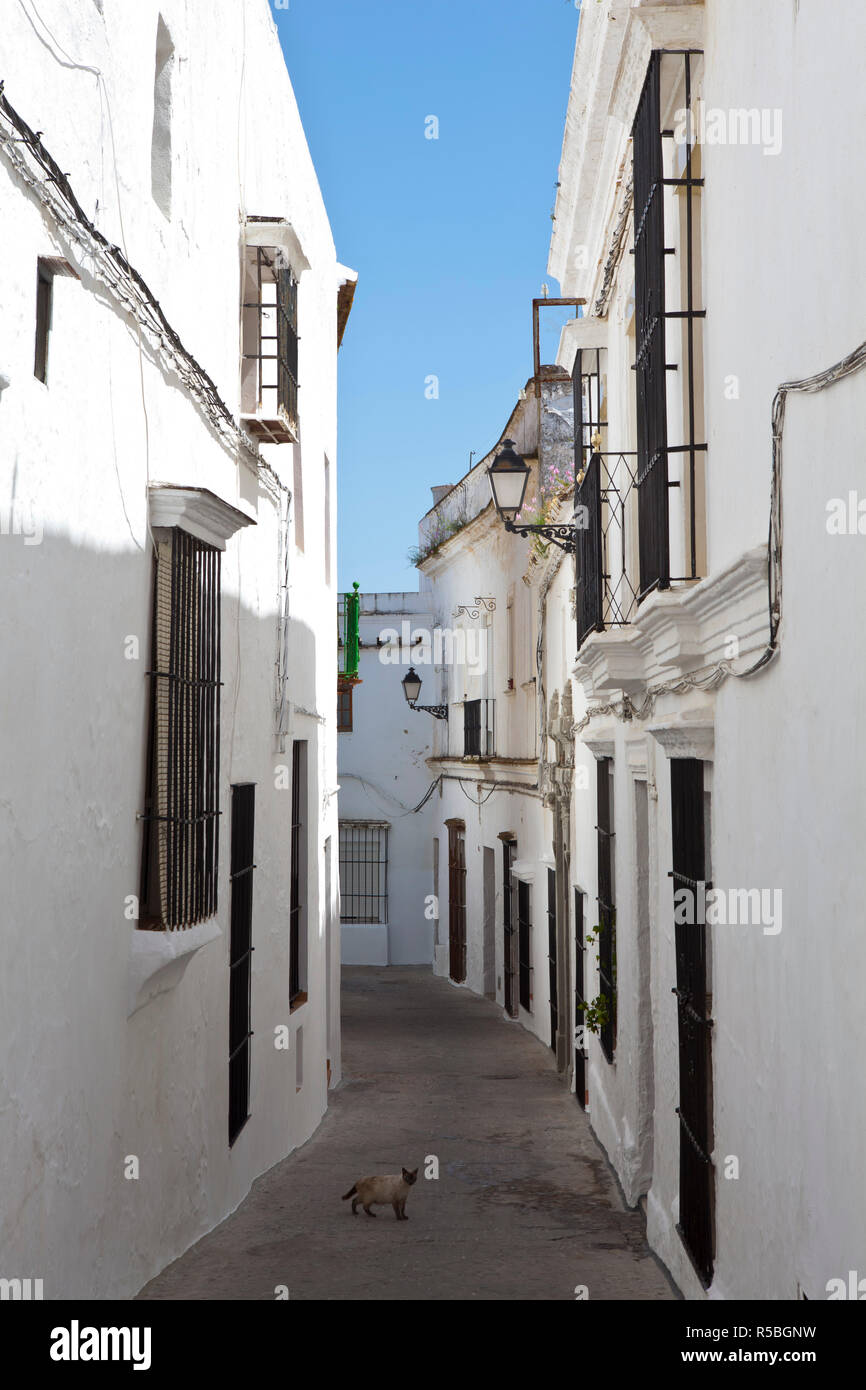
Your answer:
401;666;448;721
487;438;578;554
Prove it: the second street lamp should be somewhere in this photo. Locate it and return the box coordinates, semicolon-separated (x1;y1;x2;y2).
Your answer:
487;437;578;554
401;666;448;721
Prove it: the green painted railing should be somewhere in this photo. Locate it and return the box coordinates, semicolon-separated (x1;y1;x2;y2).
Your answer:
339;581;360;679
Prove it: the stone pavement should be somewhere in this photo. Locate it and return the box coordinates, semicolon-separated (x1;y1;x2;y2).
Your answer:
138;966;677;1301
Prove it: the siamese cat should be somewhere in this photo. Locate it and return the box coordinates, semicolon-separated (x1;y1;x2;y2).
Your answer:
342;1167;418;1220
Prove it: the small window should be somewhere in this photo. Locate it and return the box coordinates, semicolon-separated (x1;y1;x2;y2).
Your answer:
33;260;53;382
337;681;353;732
241;243;299;442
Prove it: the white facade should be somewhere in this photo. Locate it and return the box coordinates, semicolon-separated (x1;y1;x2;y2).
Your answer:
0;0;350;1298
548;0;866;1299
337;592;436;966
416;377;578;1045
412;0;866;1301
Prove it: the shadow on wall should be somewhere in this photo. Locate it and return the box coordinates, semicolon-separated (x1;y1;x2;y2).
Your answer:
0;525;327;1298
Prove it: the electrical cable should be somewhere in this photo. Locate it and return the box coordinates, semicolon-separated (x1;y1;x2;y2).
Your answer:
339;773;442;819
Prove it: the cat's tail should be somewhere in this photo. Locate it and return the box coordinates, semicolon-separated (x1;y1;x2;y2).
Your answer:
342;1184;357;1200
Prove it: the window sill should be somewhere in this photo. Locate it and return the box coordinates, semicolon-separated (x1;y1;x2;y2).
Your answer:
127;917;221;1017
290;990;308;1014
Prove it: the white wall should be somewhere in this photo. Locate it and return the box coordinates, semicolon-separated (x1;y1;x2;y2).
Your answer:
0;0;344;1298
550;0;866;1299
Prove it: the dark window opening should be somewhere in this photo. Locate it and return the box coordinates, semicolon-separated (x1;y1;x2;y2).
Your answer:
574;888;587;1109
447;821;466;984
463;698;494;757
547;868;558;1052
229;783;255;1146
290;740;307;1008
596;757;616;1061
502;838;517;1018
670;756;714;1287
139;529;221;930
34;260;53;382
517;880;532;1012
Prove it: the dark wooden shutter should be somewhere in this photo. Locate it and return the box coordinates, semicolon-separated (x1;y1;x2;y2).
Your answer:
633;50;670;597
518;881;531;1011
547;868;558;1052
503;839;517;1017
670;757;714;1285
229;783;255;1145
290;741;305;1005
447;823;466;983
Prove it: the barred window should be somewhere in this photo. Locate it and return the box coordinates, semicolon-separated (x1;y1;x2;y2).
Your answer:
139;529;221;929
339;822;389;924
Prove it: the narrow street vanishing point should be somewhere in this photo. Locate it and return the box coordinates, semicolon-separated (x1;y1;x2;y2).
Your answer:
139;969;675;1302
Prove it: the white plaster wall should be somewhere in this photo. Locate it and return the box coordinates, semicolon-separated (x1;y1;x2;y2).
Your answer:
0;0;342;1298
337;593;436;965
551;0;866;1299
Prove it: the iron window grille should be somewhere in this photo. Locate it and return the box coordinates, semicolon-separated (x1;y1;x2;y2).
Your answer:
463;698;495;757
517;880;532;1012
574;50;706;652
229;783;255;1146
241;244;299;443
547;868;558;1053
139;528;221;930
290;740;307;1007
596;757;616;1062
670;757;714;1287
338;822;389;924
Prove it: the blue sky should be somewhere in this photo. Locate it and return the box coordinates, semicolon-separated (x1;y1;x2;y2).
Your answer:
273;0;581;593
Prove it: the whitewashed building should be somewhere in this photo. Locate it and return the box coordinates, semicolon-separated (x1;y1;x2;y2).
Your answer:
547;0;866;1299
413;0;866;1302
337;590;436;966
415;372;579;1046
0;0;352;1298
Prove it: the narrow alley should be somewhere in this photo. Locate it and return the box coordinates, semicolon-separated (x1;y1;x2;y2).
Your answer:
139;969;675;1302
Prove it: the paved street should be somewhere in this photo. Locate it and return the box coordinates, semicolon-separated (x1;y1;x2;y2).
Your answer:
138;967;676;1301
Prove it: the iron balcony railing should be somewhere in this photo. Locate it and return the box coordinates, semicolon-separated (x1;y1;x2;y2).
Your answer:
574;447;706;653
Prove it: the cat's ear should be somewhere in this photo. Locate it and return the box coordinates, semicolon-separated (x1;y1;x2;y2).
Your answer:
402;1167;411;1180
410;1168;418;1180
